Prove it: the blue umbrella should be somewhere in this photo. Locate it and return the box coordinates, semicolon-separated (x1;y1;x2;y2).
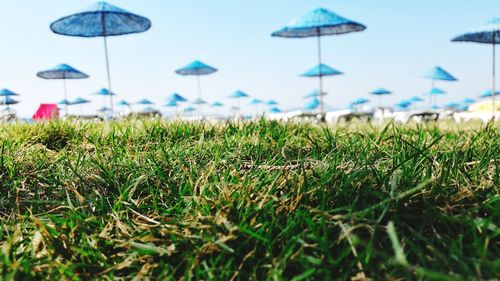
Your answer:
395;100;412;110
229;90;249;111
452;19;500;117
269;107;282;113
165;99;178;107
37;64;89;116
50;1;152;116
425;88;447;95
94;88;115;96
369;87;392;107
97;106;111;113
305;98;320;111
301;63;343;77
301;64;342;109
445;102;460;109
229;90;249;98
423;66;457;109
0;96;19;110
0;89;20;110
410;96;424;103
249;98;263;105
462;97;476;104
136;98;154;105
424;66;458;81
72;97;91;105
176;60;217;101
272;8;366;115
211;101;224;107
0;89;19;97
58;99;72;105
94;88;115;110
116;100;130;106
191;97;207;105
479;89;500;98
185;106;196;113
266;100;278;105
458;104;469;111
303;89;321;99
167;93;188;102
352;97;370;105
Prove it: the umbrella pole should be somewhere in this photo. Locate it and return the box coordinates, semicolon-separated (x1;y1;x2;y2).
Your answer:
493;41;496;121
63;78;68;117
430;79;435;109
317;33;325;119
103;36;114;118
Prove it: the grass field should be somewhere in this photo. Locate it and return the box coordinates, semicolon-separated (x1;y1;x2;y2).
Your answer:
0;119;498;280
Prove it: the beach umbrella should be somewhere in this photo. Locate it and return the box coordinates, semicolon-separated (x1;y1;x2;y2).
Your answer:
301;63;343;77
410;96;424;103
272;7;366;115
116;100;130;106
37;64;88;116
93;88;115;110
445;102;460;109
266;100;278;106
395;100;412;110
424;87;447;108
165;99;178;107
175;60;217;99
164;99;181;118
50;1;152;116
168;93;188;102
0;96;19;110
97;106;111;113
191;97;207;105
249;98;263;105
136;98;154;105
71;97;91;115
351;97;369;112
303;89;321;99
269;107;282;113
211;101;224;107
305;98;320;111
229;90;249;111
479;89;500;98
425;88;447;95
0;89;19;97
58;99;72;105
185;106;196;113
452;19;500;119
248;98;263;117
369;87;392;107
351;97;370;105
423;66;457;108
72;97;91;105
301;64;342;110
462;97;476;104
0;89;20;110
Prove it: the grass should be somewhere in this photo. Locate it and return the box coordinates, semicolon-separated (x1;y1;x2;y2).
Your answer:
0;119;498;280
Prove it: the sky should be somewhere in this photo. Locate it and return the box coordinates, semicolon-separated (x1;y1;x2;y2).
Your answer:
0;0;499;117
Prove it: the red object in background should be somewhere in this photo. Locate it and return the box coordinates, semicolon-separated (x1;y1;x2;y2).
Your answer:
33;104;59;120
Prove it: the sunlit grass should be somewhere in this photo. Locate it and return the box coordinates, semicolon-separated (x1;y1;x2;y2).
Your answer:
0;119;498;280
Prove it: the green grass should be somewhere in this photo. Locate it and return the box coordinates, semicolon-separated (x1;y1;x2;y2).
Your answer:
0;119;498;280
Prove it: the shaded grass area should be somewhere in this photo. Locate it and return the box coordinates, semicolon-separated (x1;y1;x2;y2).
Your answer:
0;119;498;280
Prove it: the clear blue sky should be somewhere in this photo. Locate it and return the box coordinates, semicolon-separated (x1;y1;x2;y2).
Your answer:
1;0;499;117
